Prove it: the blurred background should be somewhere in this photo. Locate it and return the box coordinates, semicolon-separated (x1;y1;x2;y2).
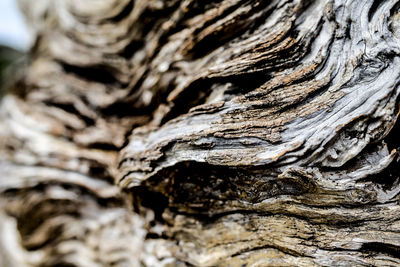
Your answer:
0;0;31;94
0;0;31;51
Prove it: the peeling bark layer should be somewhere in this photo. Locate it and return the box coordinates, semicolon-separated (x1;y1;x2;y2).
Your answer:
1;0;400;266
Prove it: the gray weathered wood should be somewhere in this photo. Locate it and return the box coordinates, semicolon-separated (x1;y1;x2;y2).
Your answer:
1;0;400;266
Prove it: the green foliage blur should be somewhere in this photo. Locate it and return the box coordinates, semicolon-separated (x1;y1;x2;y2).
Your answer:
0;45;24;97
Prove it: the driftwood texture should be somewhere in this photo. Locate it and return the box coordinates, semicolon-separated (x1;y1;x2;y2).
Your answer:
1;0;400;266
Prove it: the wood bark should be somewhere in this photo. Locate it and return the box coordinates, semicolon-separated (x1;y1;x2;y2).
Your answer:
1;0;400;266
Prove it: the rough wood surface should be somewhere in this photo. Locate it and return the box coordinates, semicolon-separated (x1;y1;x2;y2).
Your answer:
1;0;400;266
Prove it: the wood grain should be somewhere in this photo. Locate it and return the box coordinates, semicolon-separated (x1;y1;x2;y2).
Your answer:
1;0;400;266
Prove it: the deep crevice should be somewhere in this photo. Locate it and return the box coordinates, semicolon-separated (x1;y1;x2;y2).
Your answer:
360;155;400;191
107;0;134;23
368;0;383;21
60;62;122;86
46;102;96;126
130;186;168;222
118;40;143;58
185;0;275;59
361;242;400;259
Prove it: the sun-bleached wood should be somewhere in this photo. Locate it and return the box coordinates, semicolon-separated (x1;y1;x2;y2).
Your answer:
1;0;400;266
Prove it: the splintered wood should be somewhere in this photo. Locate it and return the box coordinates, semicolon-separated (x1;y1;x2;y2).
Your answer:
1;0;400;266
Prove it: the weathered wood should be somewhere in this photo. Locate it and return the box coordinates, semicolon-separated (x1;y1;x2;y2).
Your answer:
1;0;400;266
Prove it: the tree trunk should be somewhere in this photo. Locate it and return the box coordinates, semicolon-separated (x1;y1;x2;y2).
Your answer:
1;0;400;266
